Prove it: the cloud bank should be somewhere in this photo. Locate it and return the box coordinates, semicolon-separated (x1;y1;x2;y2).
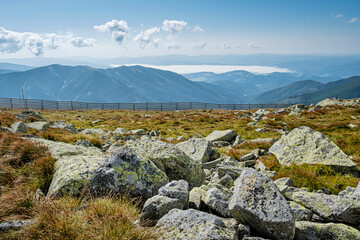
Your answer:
162;20;188;34
0;27;94;56
133;27;160;48
192;41;207;50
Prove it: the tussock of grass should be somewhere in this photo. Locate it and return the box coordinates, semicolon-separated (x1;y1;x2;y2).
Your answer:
11;196;159;240
233;140;274;151
227;148;251;160
0;112;16;127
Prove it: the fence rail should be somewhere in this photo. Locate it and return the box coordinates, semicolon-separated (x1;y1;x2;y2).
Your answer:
0;97;291;111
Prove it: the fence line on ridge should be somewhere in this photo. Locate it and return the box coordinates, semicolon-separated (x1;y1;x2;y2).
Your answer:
0;97;291;111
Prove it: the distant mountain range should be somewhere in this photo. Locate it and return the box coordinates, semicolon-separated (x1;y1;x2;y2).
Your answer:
252;76;360;104
184;71;336;101
0;64;239;103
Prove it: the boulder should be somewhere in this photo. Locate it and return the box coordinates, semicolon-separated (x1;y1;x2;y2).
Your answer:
294;221;360;240
204;185;232;217
176;138;213;163
129;129;147;135
251;109;270;121
289;104;307;115
156;209;238;240
81;128;105;135
26;121;49;131
289;201;313;221
112;127;127;134
204;129;237;142
189;185;207;210
90;148;168;200
316;97;360;107
141;180;189;223
284;190;360;225
126;139;205;187
229;168;295;240
11;121;27;133
16;111;45;121
50;121;77;134
269;126;356;172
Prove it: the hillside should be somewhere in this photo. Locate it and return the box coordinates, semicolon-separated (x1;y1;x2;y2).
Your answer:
0;64;239;103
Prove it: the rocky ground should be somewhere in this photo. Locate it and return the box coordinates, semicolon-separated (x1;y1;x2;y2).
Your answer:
1;97;360;239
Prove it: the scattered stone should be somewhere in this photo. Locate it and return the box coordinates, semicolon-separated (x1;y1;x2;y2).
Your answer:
349;123;358;128
81;128;105;135
229;168;295;240
141;180;189;224
351;115;358;120
189;185;207;210
129;129;147;135
255;128;268;132
11;121;27;133
0;220;34;232
92;119;102;124
219;174;234;188
251;109;270;121
166;137;175;142
156;209;238;240
285;190;360;225
16;111;45;121
274;177;294;187
51;121;77;134
294;221;360;240
126;139;205;187
269;126;357;172
289;104;307;115
316;97;360;107
176;138;213;163
202;158;224;170
112;128;127;134
232;135;243;146
212;141;230;147
255;160;266;172
26;121;49;131
33;188;45;204
176;136;185;141
204;129;237;142
75;139;95;147
0;127;13;133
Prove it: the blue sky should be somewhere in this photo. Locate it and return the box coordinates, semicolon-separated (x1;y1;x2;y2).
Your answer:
0;0;360;58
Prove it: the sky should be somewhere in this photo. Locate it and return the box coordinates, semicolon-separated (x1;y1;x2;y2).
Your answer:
0;0;360;59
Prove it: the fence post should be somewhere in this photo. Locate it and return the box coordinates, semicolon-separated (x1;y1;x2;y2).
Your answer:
190;102;193;110
176;102;178;110
160;103;163;111
261;104;264;109
10;98;13;109
205;103;208;109
102;103;104;110
56;101;59;110
71;101;73;110
248;104;250;110
25;99;28;109
233;104;236;110
218;104;221;109
118;103;120;109
133;103;135;111
146;102;148;111
41;100;44;110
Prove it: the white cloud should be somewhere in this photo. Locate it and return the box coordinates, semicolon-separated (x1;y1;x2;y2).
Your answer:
167;42;181;50
222;43;241;49
133;27;160;49
70;37;96;48
192;25;204;32
334;14;344;19
192;41;207;50
245;42;261;49
94;20;129;44
348;17;359;23
162;20;188;34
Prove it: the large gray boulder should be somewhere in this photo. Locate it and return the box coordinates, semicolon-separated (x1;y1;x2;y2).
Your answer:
126;139;205;187
90;148;168;200
251;109;270;121
229;168;295;240
176;138;213;163
316;97;360;107
289;104;307;115
204;129;237;142
269;126;356;172
81;128;105;135
294;221;360;240
156;209;238;240
204;184;233;218
141;180;189;223
289;201;313;221
11;121;27;133
285;190;360;225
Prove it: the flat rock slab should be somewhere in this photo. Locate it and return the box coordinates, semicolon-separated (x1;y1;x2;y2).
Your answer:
156;209;238;240
204;129;237;142
295;221;360;240
229;168;295;240
176;138;213;163
269;126;356;172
